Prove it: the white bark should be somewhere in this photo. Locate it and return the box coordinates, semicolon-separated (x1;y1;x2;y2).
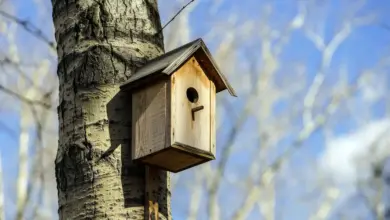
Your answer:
52;0;170;219
16;109;29;220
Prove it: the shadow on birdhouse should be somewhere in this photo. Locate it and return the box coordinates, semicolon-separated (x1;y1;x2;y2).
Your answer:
120;38;236;173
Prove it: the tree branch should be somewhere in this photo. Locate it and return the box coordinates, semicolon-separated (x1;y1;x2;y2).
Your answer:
309;187;340;220
232;82;357;220
0;11;55;50
0;84;52;109
156;0;196;35
303;23;352;125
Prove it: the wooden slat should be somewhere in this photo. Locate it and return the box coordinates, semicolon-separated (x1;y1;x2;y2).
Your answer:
210;81;216;156
145;166;159;220
142;148;204;172
132;80;168;160
139;145;214;173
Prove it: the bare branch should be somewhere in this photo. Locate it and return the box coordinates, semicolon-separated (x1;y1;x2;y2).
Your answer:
232;81;357;220
0;83;52;109
309;187;340;220
0;11;56;50
303;22;352;125
187;168;205;220
15;109;30;220
157;0;196;36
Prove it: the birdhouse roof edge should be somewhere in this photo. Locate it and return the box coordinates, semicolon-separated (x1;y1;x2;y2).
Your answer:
120;38;202;89
120;38;237;97
161;39;237;97
196;42;237;97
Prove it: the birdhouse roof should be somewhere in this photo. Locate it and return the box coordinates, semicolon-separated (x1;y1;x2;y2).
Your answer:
120;38;237;97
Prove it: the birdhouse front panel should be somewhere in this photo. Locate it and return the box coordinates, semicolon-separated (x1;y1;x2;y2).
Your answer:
171;57;213;153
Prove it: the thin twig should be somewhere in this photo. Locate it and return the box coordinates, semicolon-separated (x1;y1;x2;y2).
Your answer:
0;56;37;88
0;11;55;49
156;0;196;35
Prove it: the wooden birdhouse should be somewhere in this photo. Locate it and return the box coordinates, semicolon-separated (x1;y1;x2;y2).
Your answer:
120;38;236;173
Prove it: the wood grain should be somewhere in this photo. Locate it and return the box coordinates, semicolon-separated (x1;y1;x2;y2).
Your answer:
171;56;211;153
142;148;204;172
145;166;160;220
132;80;168;160
210;81;216;156
132;56;217;173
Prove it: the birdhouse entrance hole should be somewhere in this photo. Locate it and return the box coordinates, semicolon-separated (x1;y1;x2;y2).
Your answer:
186;87;199;103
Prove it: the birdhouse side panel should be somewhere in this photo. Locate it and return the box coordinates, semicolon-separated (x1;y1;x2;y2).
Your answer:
171;56;211;153
132;80;169;160
210;81;216;156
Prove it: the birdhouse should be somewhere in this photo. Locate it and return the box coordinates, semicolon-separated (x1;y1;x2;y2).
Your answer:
120;38;236;173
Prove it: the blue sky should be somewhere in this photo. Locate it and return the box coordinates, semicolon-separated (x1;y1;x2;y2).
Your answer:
1;0;390;219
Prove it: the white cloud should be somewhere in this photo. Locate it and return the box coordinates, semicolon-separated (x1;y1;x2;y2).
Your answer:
320;118;390;185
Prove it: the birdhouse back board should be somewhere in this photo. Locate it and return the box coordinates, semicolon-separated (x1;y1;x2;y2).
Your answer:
170;56;213;153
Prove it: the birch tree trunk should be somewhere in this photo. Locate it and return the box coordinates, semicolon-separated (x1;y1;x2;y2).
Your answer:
51;0;170;219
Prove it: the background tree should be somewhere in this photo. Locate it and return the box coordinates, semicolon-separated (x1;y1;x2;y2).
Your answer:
0;0;390;220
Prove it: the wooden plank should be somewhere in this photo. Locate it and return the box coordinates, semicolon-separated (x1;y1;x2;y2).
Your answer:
171;56;211;153
210;81;216;156
142;148;204;172
165;77;172;149
145;165;171;220
145;166;159;220
132;80;168;160
140;144;214;173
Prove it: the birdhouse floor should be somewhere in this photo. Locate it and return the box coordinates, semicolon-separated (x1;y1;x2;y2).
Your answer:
136;143;215;173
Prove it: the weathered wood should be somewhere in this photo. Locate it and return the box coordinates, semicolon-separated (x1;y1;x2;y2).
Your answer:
145;166;159;220
210;81;216;156
130;55;221;173
125;37;238;173
139;144;215;173
142;148;203;172
132;80;168;160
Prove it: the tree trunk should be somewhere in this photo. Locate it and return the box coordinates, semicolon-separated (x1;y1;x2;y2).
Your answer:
51;0;170;219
